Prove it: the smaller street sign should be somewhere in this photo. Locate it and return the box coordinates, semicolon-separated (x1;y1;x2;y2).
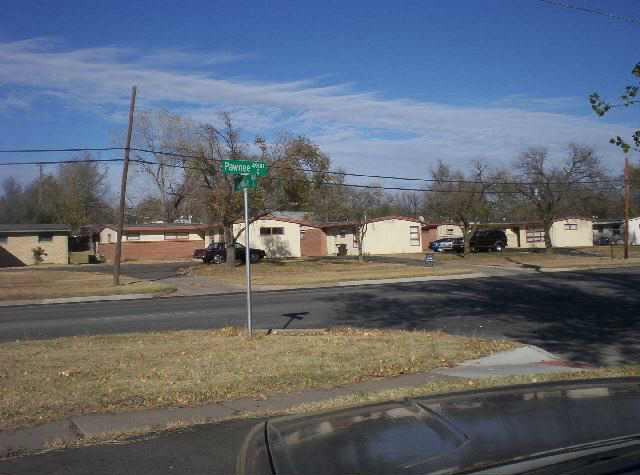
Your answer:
222;160;267;177
234;174;257;191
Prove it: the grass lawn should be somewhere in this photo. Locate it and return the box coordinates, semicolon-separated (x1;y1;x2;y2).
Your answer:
0;328;516;430
0;269;176;301
393;247;640;269
191;259;473;285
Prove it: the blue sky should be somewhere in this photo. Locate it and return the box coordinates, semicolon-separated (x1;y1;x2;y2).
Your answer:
1;0;638;191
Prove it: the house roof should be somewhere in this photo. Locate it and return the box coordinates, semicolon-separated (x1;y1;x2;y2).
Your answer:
103;223;222;233
234;215;323;228
0;224;72;233
320;216;422;229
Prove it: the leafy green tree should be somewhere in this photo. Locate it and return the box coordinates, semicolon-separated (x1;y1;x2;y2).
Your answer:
590;62;639;153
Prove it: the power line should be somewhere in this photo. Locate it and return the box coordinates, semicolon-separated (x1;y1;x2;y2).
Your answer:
129;147;621;186
0;147;126;154
0;145;623;186
536;0;640;26
0;158;125;167
130;158;623;194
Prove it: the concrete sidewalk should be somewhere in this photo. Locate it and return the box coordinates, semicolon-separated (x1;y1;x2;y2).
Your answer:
0;270;499;307
0;345;584;458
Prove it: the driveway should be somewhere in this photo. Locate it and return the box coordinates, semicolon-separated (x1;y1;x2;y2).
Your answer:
1;261;198;281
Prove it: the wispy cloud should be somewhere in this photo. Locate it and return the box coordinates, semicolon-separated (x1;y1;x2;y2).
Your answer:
0;38;634;177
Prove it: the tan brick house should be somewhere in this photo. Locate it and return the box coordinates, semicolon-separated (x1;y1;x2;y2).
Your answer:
97;223;222;262
323;216;425;256
0;224;71;267
234;216;327;258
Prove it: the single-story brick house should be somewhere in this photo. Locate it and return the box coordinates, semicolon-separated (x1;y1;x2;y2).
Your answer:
97;223;222;262
0;224;71;267
323;216;424;256
233;216;327;258
483;218;593;249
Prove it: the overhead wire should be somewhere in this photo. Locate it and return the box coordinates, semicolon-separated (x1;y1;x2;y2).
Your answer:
536;0;640;26
129;158;623;194
0;146;623;186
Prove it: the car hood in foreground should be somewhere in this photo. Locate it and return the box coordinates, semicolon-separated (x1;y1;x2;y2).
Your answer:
237;378;640;475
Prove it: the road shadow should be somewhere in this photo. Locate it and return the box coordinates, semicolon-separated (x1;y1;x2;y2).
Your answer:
328;269;640;366
505;257;542;272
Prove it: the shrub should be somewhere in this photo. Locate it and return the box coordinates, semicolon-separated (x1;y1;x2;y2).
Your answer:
32;246;47;265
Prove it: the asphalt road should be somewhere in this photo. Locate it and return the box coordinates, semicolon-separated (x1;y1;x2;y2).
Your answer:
3;267;640;365
0;418;263;475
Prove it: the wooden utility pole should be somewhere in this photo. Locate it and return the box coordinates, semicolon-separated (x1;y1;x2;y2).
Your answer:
113;86;137;286
623;152;630;260
38;163;44;207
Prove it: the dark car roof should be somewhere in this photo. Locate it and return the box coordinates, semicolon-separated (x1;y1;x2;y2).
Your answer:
251;378;640;475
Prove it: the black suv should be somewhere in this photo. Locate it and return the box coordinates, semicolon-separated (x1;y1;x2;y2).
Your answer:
469;229;507;252
193;242;266;264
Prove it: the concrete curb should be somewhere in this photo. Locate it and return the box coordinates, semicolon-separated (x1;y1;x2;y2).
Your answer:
3;264;638;308
0;293;156;308
0;345;583;458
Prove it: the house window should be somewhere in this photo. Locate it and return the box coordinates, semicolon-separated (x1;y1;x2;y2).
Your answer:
125;233;140;241
107;233;112;243
0;234;7;245
260;227;285;236
300;229;306;240
38;233;53;242
409;225;420;246
564;223;577;230
339;230;346;238
526;230;545;243
164;232;189;240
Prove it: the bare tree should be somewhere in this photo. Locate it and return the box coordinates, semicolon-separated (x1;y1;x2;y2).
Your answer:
425;160;492;255
514;144;607;250
134;110;194;223
346;186;384;262
396;191;421;218
56;155;113;230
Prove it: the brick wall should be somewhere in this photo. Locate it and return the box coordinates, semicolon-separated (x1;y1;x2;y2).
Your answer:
301;228;327;256
422;228;437;251
98;240;205;262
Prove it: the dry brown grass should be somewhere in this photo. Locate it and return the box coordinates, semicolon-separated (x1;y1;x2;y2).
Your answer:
401;248;640;269
0;328;516;430
0;270;175;301
192;259;472;285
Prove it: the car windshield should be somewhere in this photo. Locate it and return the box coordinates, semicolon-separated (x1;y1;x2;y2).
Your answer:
3;3;639;474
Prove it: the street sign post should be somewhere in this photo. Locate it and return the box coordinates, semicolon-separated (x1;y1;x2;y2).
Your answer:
223;159;268;336
234;174;257;191
222;160;267;177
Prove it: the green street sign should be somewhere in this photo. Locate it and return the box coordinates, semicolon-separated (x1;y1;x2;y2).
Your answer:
222;160;267;177
234;174;257;191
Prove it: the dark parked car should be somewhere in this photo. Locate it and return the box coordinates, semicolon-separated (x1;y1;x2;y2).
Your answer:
595;236;623;246
237;378;640;475
469;229;507;252
429;237;464;253
193;242;265;264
